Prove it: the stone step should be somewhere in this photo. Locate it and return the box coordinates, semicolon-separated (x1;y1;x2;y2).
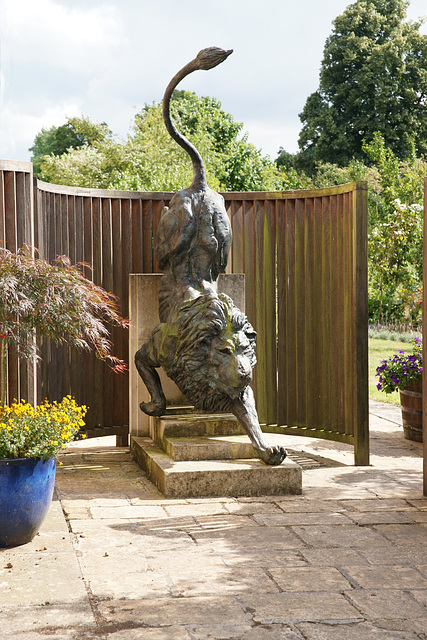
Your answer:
150;412;244;445
131;436;302;498
163;435;258;461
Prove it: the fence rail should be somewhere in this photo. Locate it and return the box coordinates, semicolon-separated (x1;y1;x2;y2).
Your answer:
0;159;369;462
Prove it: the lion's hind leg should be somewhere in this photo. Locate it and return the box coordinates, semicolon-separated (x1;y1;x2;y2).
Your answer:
134;341;166;416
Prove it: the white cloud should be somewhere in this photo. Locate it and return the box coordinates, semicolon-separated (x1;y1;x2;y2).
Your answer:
0;0;125;73
0;101;82;159
0;0;426;163
244;120;302;158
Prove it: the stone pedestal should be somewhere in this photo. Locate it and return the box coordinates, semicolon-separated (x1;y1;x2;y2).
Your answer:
131;410;302;498
129;274;302;498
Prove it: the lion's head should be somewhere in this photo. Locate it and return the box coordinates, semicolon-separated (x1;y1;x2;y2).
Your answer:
151;293;257;413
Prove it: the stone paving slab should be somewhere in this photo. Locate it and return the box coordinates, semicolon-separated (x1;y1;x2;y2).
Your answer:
296;621;422;640
97;596;249;627
239;592;363;623
0;604;95;638
190;626;302;639
1;402;427;639
344;588;427;619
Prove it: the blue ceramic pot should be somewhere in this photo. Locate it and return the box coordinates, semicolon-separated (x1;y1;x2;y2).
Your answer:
0;457;57;548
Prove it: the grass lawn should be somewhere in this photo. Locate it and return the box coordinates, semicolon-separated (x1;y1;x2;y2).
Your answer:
368;337;412;406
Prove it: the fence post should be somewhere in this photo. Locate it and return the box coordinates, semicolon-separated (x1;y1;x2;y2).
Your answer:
353;182;369;465
423;177;427;495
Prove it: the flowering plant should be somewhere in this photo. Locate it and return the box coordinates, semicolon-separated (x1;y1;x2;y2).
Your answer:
376;338;422;394
0;396;87;459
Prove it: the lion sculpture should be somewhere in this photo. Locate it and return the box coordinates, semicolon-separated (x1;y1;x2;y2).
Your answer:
135;293;286;465
134;47;286;466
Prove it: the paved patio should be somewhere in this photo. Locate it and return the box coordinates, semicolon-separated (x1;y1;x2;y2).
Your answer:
1;400;426;639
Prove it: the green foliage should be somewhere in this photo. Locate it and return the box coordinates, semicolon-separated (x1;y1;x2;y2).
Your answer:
0;246;128;371
303;132;425;326
29;118;112;178
368;327;422;342
30;123;82;177
362;133;425;324
298;0;427;166
0;396;86;459
35;92;311;192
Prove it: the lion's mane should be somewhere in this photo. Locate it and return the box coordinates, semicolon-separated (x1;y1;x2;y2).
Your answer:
150;293;256;413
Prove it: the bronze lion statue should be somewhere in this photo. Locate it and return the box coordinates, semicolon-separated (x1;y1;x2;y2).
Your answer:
135;293;286;465
134;47;286;466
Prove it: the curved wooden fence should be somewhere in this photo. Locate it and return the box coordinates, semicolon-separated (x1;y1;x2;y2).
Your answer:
0;159;369;463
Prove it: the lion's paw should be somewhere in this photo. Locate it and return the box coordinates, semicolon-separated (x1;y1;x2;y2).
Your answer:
259;445;287;466
139;401;166;417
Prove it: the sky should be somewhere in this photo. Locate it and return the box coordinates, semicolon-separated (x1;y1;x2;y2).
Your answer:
0;0;426;163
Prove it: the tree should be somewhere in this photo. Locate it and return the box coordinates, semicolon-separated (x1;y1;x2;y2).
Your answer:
29;123;84;177
35;92;311;192
298;0;427;167
362;133;425;324
30;117;115;181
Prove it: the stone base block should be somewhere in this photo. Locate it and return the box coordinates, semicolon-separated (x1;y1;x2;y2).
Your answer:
131;436;302;498
164;435;258;461
150;410;244;445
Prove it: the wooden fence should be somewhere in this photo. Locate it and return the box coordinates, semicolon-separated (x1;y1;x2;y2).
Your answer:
0;159;369;463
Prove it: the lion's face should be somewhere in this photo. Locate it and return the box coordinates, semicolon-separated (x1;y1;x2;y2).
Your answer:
207;329;255;396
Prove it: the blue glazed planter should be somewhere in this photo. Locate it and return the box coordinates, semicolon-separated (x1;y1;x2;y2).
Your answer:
0;457;57;548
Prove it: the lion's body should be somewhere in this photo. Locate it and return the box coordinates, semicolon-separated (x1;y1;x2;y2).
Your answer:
156;187;232;322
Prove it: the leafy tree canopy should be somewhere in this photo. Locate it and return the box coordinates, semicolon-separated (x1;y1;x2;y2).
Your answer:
34;92;311;192
297;0;427;168
29;119;112;177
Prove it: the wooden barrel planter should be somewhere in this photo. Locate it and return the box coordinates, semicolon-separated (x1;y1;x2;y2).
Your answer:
399;380;423;442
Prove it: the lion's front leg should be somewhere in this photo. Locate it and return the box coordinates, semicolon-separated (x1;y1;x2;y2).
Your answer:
134;341;166;417
230;387;287;466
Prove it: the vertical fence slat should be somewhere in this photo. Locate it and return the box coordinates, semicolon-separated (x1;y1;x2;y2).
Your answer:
304;198;316;427
353;184;369;464
230;200;244;275
255;200;267;422
312;197;324;428
101;198;114;428
112;199;125;436
131;199;143;274
91;197;103;427
142;199;153;273
243;200;258;403
263;200;277;425
286;199;298;426
423;176;427;495
276;199;288;427
4;172;17;252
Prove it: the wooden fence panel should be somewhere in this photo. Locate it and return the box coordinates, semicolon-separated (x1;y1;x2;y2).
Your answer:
0;161;368;462
227;184;369;464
